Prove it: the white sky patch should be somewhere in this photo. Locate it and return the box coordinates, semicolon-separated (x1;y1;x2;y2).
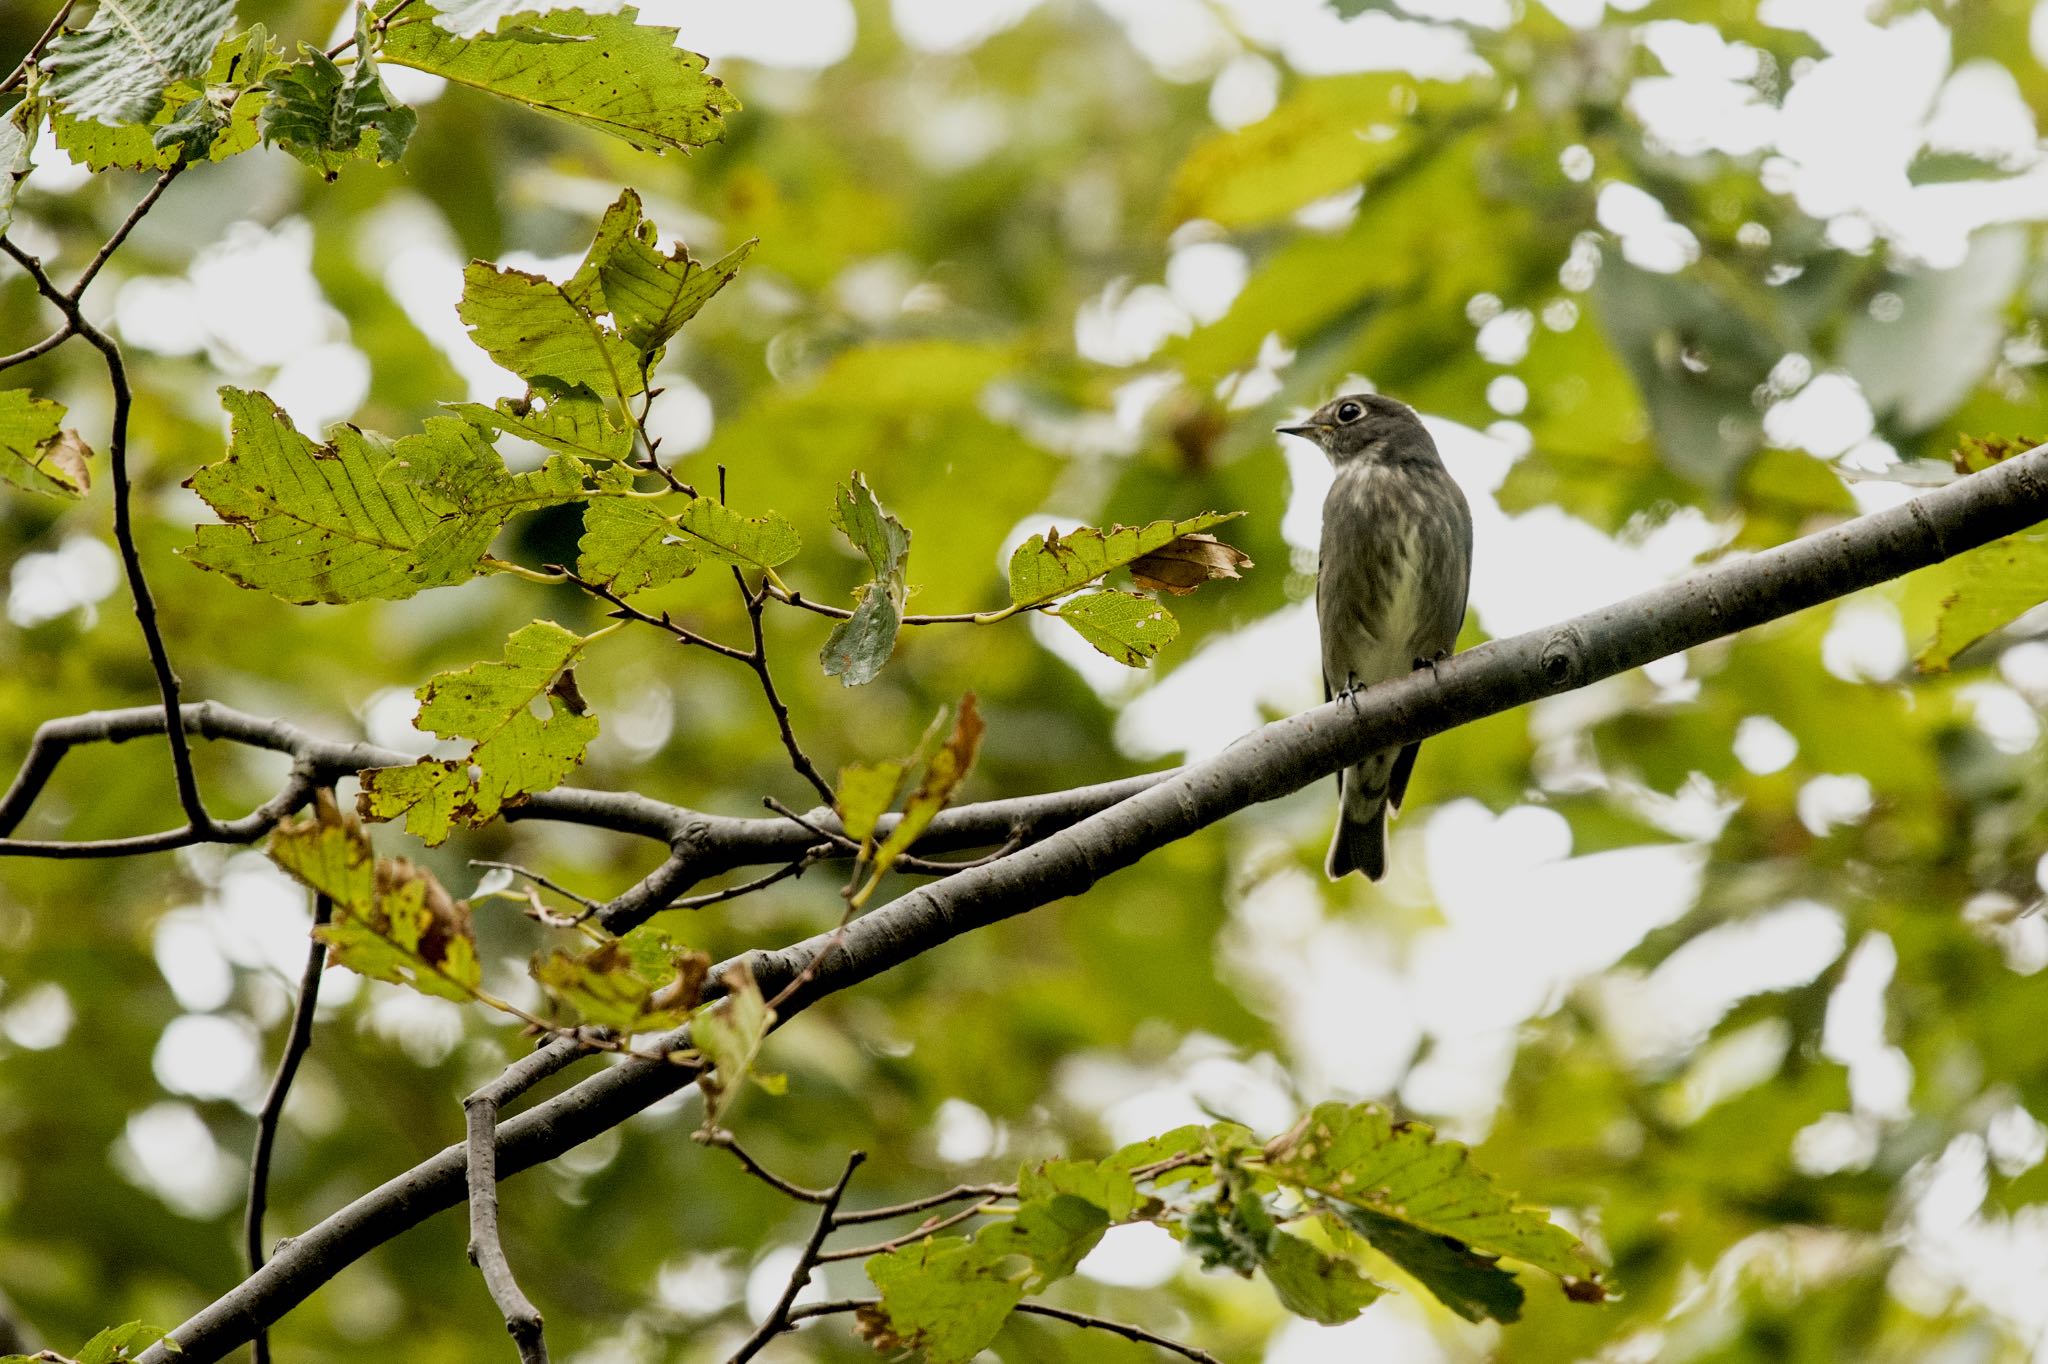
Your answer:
363;983;466;1067
1960;681;2042;755
1475;308;1534;364
1820;597;1906;682
1824;932;1913;1120
1797;772;1875;836
655;1252;740;1319
1210;52;1281;128
1595;181;1701;273
1266;1290;1461;1364
643;373;716;454
1057;1037;1297;1146
2;981;73;1050
1628;20;1777;157
1734;714;1799;774
114;1102;243;1218
1211;0;1489;80
1079;1221;1183;1288
1891;1136;2048;1351
1166;240;1248;325
7;535;120;629
1923;60;2040;168
1093;0;1239;81
1594;901;1844;1068
931;1097;999;1163
1763;372;1875;458
1075;279;1192;366
892;0;1040;51
152;1012;263;1104
153;910;235;1012
186;219;346;368
637;0;856;68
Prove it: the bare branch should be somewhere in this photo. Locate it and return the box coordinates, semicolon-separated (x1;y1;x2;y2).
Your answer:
830;1181;1015;1226
739;570;836;805
780;1297;1223;1364
814;1196;1001;1261
1;0;80;93
245;891;332;1364
700;1128;835;1203
724;1150;864;1364
70;167;182;301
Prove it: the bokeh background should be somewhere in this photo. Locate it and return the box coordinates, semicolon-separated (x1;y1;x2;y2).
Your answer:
5;0;2048;1359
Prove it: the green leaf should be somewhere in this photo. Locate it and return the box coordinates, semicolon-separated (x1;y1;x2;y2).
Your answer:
42;0;237;124
576;498;697;594
269;793;481;1003
261;18;417;178
458;263;645;404
694;960;778;1126
533;927;708;1032
670;496;801;570
822;472;912;685
387;415;594;516
869;695;984;880
1262;1102;1609;1303
1919;530;2048;671
0;389;92;499
1261;1228;1386;1324
1330;1204;1525;1324
379;5;737;153
1053;590;1180;666
182;390;581;603
448;391;632;463
1017;1157;1141;1221
356;620;600;844
835;761;908;845
0;101;35;237
51;26;279;171
72;1321;171;1364
1007;512;1241;607
1951;432;2046;475
1167;75;1480;227
567;189;754;352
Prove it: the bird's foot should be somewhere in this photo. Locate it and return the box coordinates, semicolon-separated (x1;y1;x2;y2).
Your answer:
1412;650;1449;682
1336;672;1365;709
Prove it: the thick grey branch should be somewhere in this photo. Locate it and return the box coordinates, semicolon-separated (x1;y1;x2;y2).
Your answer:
140;446;2048;1363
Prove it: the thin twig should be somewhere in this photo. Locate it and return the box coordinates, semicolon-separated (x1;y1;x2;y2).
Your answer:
0;0;79;94
245;891;333;1364
0;325;75;373
669;850;825;911
725;1151;864;1364
739;570;836;805
830;1181;1016;1226
70;167;182;301
814;1197;1001;1261
470;859;602;912
0;238;214;835
549;568;755;663
699;1128;833;1203
781;1298;1222;1363
765;583;1003;626
463;1045;588;1364
762;798;1023;881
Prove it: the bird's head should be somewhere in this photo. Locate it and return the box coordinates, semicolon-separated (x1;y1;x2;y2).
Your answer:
1276;393;1434;468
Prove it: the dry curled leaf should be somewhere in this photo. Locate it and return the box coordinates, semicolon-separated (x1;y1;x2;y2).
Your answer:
1129;532;1253;595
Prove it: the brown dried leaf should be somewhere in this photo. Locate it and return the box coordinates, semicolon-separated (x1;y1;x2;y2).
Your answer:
1129;532;1253;595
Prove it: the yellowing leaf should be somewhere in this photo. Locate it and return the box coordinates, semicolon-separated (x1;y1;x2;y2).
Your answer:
458;263;645;404
694;960;777;1126
835;760;908;845
1263;1102;1608;1305
0;390;92;499
1951;432;2046;475
533;927;708;1032
357;620;601;844
1007;512;1242;607
1918;530;2048;671
269;793;481;1003
182;390;587;603
1053;590;1180;666
869;695;984;880
379;5;736;154
1128;532;1253;595
822;473;911;686
567;189;754;352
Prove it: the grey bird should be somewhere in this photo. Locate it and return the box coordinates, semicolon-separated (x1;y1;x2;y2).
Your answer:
1278;394;1472;881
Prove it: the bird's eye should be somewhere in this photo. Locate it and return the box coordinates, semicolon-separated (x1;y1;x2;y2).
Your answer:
1335;401;1364;423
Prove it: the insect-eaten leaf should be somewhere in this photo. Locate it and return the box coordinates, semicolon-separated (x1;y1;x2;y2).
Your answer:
1007;511;1242;608
449;389;633;463
533;926;709;1033
183;390;593;603
261;14;417;179
821;473;911;686
1054;589;1180;666
459;263;646;406
567;189;754;353
1263;1101;1610;1309
693;960;781;1127
0;390;93;498
269;792;482;1002
378;5;737;154
575;495;801;594
357;621;601;844
1129;532;1253;595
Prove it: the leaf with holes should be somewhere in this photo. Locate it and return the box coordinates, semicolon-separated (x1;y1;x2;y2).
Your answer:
269;792;482;1003
42;0;238;124
566;189;754;353
356;620;601;844
576;498;697;594
1053;590;1180;666
459;263;645;405
821;472;912;685
1262;1102;1609;1306
182;390;589;603
1007;512;1241;607
533;927;708;1032
0;390;92;499
378;5;736;154
448;390;633;463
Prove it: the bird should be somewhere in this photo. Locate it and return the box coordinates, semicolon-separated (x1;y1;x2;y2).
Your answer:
1278;394;1472;881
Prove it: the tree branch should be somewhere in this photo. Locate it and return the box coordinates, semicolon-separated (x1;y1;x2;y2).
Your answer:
781;1297;1223;1363
724;1150;864;1364
137;442;2048;1364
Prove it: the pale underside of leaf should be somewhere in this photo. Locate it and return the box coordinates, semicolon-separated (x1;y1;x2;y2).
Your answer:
42;0;239;124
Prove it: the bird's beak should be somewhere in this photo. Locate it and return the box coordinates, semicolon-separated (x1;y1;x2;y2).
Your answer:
1275;423;1319;439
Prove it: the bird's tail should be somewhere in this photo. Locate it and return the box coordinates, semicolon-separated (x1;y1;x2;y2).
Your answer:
1326;757;1391;881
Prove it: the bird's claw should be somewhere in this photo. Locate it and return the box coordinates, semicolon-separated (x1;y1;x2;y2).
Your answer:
1412;651;1448;682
